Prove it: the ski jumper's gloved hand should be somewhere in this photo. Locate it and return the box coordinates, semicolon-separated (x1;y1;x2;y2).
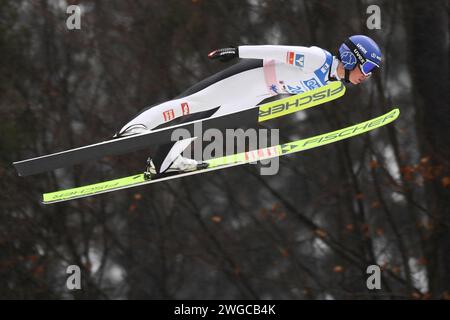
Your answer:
207;47;239;62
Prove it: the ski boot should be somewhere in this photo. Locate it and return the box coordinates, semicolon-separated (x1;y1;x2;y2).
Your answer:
143;156;209;180
143;158;157;180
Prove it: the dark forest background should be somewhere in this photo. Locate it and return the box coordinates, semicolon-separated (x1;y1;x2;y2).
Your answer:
0;0;448;299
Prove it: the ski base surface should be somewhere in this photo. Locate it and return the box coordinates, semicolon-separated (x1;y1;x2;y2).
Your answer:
42;108;400;204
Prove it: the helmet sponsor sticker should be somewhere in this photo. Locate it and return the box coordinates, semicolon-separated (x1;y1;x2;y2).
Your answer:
341;51;357;69
352;48;366;64
356;43;367;54
371;52;381;61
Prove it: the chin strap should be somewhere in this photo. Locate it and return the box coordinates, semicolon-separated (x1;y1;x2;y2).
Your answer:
335;53;351;84
344;68;351;83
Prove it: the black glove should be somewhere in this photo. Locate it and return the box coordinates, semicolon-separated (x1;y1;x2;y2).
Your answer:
207;47;239;62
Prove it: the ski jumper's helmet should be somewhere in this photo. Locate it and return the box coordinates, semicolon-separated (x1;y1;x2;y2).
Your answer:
338;35;382;81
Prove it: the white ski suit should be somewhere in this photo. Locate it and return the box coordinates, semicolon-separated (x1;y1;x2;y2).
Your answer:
117;45;342;172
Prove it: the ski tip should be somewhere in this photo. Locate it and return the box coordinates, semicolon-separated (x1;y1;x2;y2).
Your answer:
382;108;400;124
390;107;400;118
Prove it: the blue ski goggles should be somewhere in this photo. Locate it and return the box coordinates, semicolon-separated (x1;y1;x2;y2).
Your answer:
343;39;381;76
359;59;380;76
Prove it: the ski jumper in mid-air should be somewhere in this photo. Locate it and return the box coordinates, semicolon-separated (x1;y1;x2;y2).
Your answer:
115;35;382;177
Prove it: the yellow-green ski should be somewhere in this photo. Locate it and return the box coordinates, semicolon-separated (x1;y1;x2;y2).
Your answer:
43;108;399;204
258;81;345;122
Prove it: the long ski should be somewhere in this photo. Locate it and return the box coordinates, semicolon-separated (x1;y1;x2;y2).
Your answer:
42;108;400;204
14;82;345;177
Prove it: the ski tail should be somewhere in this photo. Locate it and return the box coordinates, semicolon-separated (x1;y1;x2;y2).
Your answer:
42;108;399;204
